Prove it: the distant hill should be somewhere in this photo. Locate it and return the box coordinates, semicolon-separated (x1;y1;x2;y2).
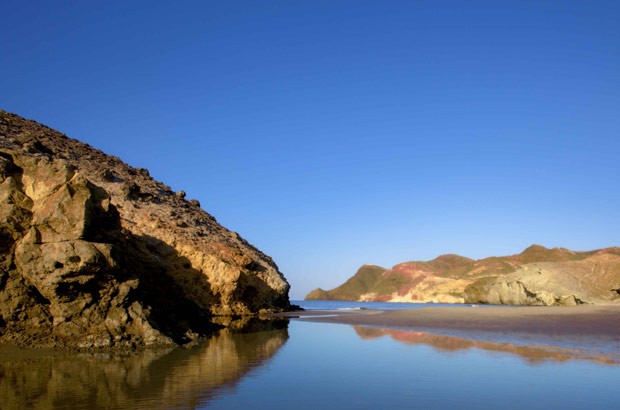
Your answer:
305;245;620;306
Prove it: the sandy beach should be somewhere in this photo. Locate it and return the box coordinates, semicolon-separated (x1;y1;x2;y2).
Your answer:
277;305;620;355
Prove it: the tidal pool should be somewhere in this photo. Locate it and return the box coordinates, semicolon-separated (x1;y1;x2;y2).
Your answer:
1;318;619;409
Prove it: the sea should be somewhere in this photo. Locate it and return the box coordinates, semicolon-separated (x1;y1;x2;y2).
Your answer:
1;301;619;409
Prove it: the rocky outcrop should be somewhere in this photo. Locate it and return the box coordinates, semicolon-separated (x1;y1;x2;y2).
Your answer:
306;245;620;306
0;110;290;349
463;279;584;306
305;288;331;300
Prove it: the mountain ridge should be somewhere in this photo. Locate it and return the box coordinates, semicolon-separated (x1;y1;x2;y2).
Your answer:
306;245;620;306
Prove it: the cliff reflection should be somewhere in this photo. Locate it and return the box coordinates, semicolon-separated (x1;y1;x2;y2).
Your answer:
0;318;289;409
353;326;620;365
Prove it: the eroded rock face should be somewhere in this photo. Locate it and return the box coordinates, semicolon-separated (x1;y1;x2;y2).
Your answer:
0;110;290;349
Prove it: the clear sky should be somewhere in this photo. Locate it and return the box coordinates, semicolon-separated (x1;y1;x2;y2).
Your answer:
2;1;619;299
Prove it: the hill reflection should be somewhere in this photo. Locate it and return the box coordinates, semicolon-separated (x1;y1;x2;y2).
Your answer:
353;325;620;365
0;318;289;409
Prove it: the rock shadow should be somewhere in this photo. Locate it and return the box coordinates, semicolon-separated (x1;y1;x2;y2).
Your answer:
116;232;223;345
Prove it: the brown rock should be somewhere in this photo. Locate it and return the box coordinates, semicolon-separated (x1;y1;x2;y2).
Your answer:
0;110;290;349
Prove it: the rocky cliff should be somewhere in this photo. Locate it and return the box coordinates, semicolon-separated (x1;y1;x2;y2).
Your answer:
306;245;620;306
0;110;290;349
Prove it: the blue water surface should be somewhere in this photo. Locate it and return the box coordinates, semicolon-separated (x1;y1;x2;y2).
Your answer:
203;320;620;410
3;317;618;409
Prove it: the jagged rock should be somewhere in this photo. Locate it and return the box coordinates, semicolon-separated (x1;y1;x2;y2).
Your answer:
0;110;290;349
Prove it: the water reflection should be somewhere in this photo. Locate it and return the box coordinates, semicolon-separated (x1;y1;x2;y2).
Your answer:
353;326;620;365
0;318;288;409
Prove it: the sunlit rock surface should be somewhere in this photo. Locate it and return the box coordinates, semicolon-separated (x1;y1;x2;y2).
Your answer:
0;110;290;348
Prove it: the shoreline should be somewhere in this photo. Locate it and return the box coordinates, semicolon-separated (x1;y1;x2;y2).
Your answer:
279;305;620;336
276;305;620;356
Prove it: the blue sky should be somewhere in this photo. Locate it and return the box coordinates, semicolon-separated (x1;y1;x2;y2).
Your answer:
2;1;619;299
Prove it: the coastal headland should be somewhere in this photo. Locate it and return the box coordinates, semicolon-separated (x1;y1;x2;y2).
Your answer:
307;246;620;306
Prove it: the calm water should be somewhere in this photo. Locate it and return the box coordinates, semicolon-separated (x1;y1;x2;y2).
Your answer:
1;318;619;409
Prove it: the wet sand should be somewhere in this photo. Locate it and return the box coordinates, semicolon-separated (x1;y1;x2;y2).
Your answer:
277;305;620;354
